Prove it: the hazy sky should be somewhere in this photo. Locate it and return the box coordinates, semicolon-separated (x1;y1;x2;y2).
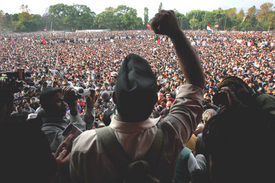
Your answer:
1;0;271;18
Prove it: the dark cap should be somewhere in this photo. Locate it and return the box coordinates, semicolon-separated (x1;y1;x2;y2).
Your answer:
115;53;157;122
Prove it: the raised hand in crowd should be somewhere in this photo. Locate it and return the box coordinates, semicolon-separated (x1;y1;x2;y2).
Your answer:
151;10;204;89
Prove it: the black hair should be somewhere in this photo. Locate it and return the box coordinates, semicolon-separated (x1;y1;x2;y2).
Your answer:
40;87;62;110
202;102;273;182
40;87;62;107
152;111;160;118
218;76;253;94
0;121;57;182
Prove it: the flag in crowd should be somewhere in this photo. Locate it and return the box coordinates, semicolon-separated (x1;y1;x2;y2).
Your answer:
56;55;60;66
147;23;152;31
11;38;15;47
42;38;47;45
207;24;213;34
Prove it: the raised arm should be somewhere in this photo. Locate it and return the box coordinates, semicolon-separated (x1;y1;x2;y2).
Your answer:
151;10;204;89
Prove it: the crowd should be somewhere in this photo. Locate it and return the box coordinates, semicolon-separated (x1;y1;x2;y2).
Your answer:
0;9;275;182
1;29;275;115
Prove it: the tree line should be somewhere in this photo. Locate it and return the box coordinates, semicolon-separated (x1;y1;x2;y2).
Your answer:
0;2;274;33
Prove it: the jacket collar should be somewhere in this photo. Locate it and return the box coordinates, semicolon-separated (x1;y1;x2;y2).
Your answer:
109;115;161;133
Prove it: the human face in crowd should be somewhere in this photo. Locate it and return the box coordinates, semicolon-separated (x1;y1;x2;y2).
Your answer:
158;93;163;101
50;92;68;117
160;100;166;107
18;106;24;114
30;98;36;104
24;102;30;109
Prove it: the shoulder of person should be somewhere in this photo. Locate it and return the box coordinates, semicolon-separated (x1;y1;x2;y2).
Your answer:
255;93;275;104
72;129;97;152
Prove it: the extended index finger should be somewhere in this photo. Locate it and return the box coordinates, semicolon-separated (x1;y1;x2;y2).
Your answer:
64;134;74;148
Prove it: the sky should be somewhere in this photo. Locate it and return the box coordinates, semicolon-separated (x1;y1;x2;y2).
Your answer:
1;0;271;19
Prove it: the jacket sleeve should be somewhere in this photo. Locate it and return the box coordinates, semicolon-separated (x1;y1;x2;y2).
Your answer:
70;113;86;131
160;84;203;144
83;107;95;130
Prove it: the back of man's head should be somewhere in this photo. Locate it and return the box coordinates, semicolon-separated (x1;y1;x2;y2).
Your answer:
115;54;157;122
40;87;62;112
218;76;253;95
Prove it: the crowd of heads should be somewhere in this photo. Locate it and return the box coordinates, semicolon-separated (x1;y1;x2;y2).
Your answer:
1;30;274;120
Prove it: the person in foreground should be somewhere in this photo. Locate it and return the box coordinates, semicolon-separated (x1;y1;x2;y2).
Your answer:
70;10;204;182
203;76;275;183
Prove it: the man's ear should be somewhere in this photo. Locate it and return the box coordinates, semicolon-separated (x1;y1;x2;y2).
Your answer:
112;92;117;104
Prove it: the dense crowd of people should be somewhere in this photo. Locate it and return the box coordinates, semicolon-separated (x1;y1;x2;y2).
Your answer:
1;29;274;119
0;10;274;182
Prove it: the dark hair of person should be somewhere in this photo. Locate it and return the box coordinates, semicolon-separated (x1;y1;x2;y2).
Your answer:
218;76;253;95
40;87;62;107
0;121;57;182
202;103;272;182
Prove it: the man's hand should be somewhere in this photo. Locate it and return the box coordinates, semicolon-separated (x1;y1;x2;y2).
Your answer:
151;9;205;89
86;89;96;108
62;86;78;115
53;134;73;180
151;10;181;38
62;86;76;103
219;86;239;106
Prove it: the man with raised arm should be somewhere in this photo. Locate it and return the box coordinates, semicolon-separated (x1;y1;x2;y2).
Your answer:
70;10;204;182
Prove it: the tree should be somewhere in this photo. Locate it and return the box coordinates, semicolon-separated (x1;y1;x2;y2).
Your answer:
48;3;96;31
8;5;43;32
234;8;245;29
225;8;237;18
186;10;206;29
268;11;275;30
94;6;118;29
257;2;273;22
189;18;199;30
114;5;142;30
0;11;13;31
41;8;51;31
158;2;162;12
244;5;258;30
75;5;96;30
144;7;149;29
256;2;274;30
175;11;189;29
0;10;6;30
203;11;215;29
213;9;227;30
20;4;31;13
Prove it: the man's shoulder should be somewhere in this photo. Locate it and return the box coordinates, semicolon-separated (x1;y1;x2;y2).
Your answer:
72;129;97;152
255;93;275;101
41;118;69;132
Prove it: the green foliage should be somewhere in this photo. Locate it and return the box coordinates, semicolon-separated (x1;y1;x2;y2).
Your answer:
48;4;96;31
144;7;149;30
175;11;189;29
158;2;163;12
94;5;143;30
0;2;274;32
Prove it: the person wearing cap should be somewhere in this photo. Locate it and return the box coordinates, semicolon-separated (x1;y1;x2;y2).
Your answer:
166;93;175;104
70;10;204;182
266;87;273;95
